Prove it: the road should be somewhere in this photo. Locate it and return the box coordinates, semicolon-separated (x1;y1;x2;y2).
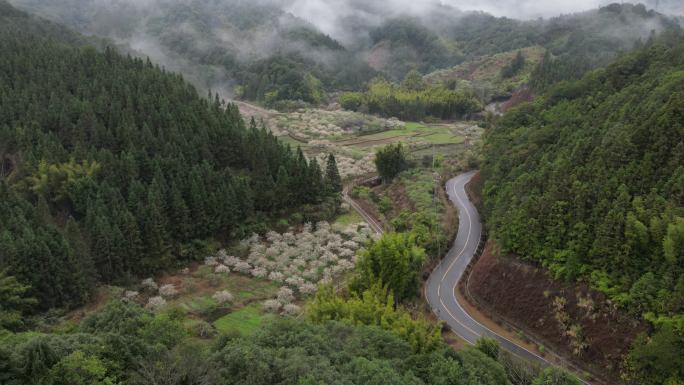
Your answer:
345;171;590;384
425;171;590;384
425;171;547;358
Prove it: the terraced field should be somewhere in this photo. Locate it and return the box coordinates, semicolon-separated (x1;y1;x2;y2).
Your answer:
237;103;483;180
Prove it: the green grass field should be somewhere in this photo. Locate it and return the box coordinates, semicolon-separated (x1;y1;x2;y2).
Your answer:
335;122;465;148
334;211;363;226
213;304;270;335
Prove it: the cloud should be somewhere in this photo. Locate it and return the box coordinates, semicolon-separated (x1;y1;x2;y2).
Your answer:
442;0;606;18
278;0;679;41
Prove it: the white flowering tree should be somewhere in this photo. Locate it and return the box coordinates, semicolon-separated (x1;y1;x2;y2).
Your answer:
212;290;234;306
228;222;373;314
277;287;294;304
141;278;158;291
282;303;301;316
146;296;166;312
262;299;281;313
159;284;178;298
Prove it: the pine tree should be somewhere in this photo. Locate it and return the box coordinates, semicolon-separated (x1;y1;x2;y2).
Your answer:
307;158;324;203
142;189;170;271
0;269;36;331
274;166;291;209
117;209;143;274
324;153;342;194
64;218;97;300
169;184;191;242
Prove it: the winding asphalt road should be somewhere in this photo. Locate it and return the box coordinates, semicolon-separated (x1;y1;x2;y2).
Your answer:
425;171;547;359
425;171;590;384
345;171;590;384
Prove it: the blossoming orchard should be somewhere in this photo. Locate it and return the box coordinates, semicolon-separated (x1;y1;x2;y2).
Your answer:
207;221;376;314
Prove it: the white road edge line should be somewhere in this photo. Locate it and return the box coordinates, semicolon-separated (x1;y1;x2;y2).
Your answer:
349;173;590;385
445;175;552;364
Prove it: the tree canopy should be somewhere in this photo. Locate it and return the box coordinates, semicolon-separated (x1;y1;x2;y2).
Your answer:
0;4;339;310
482;35;684;384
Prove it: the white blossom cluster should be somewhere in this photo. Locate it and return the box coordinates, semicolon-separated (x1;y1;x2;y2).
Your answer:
212;290;234;305
210;221;374;315
146;296;166;312
270;109;403;140
159;284;179;298
314;152;375;179
134;278;179;312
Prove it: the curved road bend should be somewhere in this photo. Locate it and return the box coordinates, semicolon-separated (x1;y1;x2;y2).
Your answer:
424;171;590;384
344;172;589;383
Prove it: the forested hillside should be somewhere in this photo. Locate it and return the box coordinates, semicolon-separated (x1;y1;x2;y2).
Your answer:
0;3;338;311
9;0;680;109
482;35;684;384
9;0;377;107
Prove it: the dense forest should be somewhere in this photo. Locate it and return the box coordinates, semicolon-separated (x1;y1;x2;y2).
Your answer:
1;0;682;383
9;1;681;108
340;76;482;121
9;0;378;107
0;4;340;310
0;298;574;385
482;35;684;384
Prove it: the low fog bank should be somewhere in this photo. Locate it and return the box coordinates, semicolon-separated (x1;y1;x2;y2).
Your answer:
277;0;682;41
7;0;681;100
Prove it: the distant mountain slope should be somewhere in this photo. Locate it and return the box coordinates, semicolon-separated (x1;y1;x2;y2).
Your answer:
10;1;681;107
8;0;377;106
0;0;336;309
421;4;681;97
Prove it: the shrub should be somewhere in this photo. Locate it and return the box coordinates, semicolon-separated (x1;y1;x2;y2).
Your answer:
146;296;167;312
378;196;393;214
263;299;282;313
141;278;158;291
159;284;178;298
192;320;216;339
277;287;295;304
375;143;407;183
475;336;500;360
212;290;234;306
352;232;426;301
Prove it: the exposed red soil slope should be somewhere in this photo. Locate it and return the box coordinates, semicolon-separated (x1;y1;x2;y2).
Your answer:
501;87;534;112
468;246;646;380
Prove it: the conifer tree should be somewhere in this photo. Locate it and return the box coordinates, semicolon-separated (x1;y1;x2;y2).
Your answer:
324;153;342;194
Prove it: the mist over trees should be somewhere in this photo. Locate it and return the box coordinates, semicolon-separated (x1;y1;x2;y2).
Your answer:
0;0;683;384
0;4;340;309
8;0;681;108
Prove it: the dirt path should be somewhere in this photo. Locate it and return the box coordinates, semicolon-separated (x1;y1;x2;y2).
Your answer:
230;100;279;120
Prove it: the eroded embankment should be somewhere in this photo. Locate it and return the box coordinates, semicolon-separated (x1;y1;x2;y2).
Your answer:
464;174;645;382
